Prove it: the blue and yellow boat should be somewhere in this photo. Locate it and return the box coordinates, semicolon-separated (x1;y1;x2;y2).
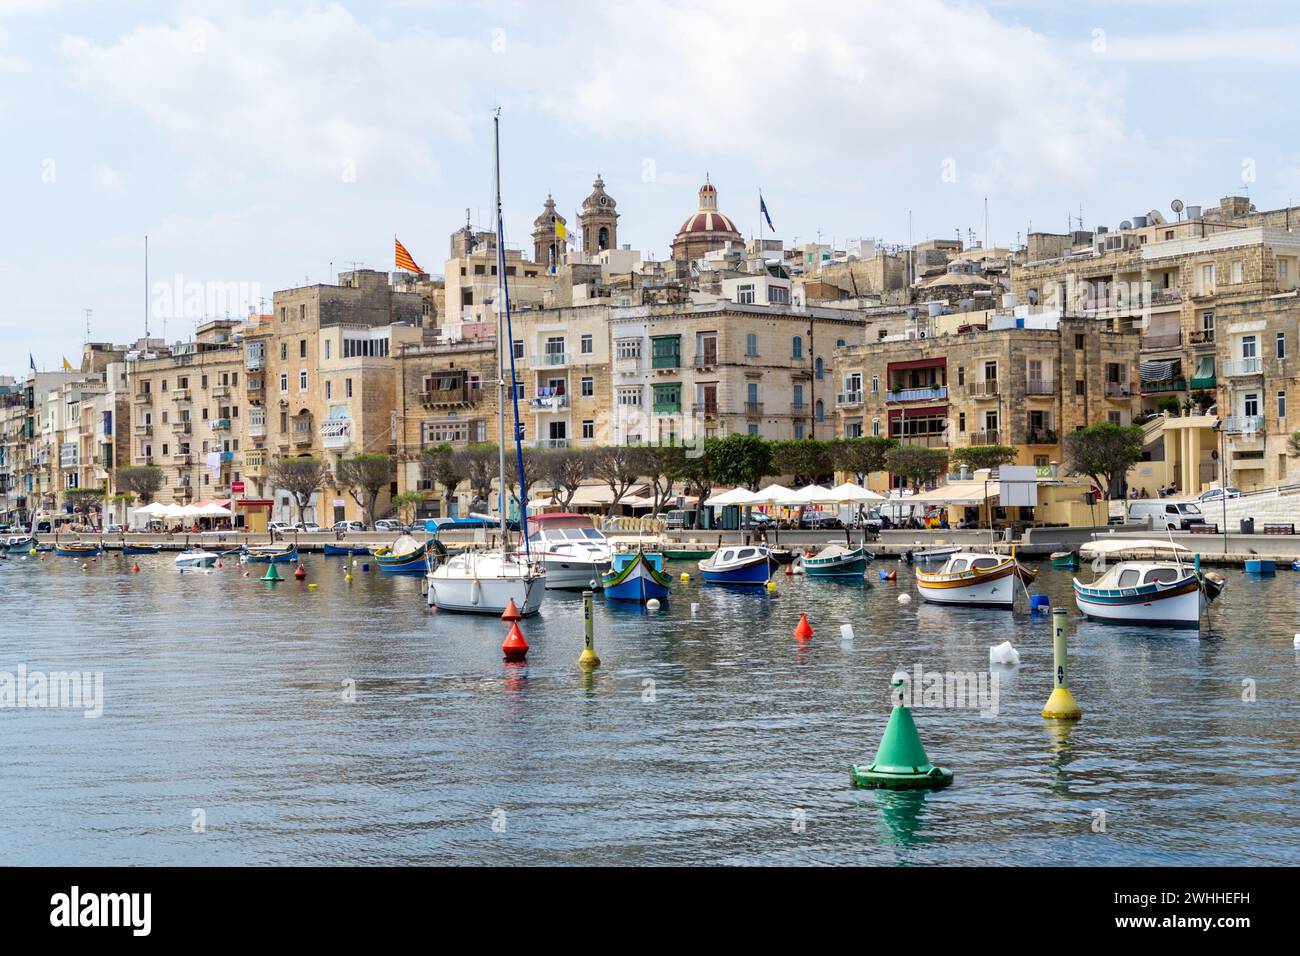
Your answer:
55;542;102;557
372;534;442;575
243;544;297;563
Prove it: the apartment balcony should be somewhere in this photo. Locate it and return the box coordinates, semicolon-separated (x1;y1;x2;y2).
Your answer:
532;352;570;369
1104;381;1134;399
1220;415;1264;435
135;455;154;466
208;418;231;431
1141;332;1182;351
895;433;947;448
1150;289;1183;306
652;403;681;416
968;429;1001;446
694;353;720;369
292;430;314;447
135;423;153;437
1189;374;1216;390
691;403;720;419
971;380;999;399
1222;357;1263;378
1024;378;1056;396
886;385;947;403
1190;329;1216;348
744;401;764;417
211;385;231;399
1025;430;1059;445
246;352;265;371
529;394;569;411
172;389;191;403
531;438;571;449
790;401;807;416
134;391;152;404
836;391;863;408
172;421;192;434
320;418;351;450
172;453;192;464
614;357;642;375
1142;378;1187;394
172;484;193;499
246;378;264;395
247;420;267;438
421;384;482;407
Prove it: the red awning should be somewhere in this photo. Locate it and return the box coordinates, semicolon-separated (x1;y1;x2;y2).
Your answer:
235;499;274;508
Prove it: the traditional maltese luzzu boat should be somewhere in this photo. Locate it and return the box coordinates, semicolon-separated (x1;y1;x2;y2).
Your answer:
913;551;1037;608
1073;539;1225;628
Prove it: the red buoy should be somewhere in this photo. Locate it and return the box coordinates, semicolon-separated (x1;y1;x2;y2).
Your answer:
132;562;140;574
216;559;223;569
502;621;529;660
885;569;897;581
293;563;306;580
794;612;814;642
501;598;523;623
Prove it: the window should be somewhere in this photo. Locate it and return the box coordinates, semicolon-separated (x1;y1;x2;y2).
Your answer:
1232;261;1243;284
652;383;681;413
346;378;353;398
793;384;804;406
1278;332;1286;360
1278;390;1286;420
871;374;879;394
745;333;758;356
616;339;641;360
513;340;524;360
341;336;389;358
1280;259;1291;287
1242;335;1257;360
1074;334;1085;350
1200;263;1215;293
814;356;823;380
617;388;641;406
581;377;594;398
280;307;286;322
651;335;681;369
279;373;288;393
582;420;595;440
580;334;593;355
1075;380;1085;396
324;340;330;360
200;375;207;389
792;336;803;359
815;399;824;423
299;304;306;320
299;339;307;358
956;366;965;387
325;381;332;400
747;423;759;435
958;412;966;432
736;283;756;304
280;342;287;361
1244;393;1259;418
299;370;308;391
871;418;880;437
767;285;790;305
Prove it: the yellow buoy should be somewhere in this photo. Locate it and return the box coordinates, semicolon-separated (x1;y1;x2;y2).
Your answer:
679;572;690;582
766;580;778;592
1042;607;1082;720
307;583;318;590
578;590;600;670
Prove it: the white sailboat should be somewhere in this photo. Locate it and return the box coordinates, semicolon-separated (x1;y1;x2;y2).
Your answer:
426;112;545;616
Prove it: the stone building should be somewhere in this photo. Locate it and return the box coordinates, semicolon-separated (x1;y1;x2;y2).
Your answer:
578;176;618;259
1012;195;1300;488
830;315;1142;488
532;194;567;272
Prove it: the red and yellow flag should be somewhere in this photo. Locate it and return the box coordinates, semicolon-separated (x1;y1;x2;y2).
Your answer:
395;237;422;273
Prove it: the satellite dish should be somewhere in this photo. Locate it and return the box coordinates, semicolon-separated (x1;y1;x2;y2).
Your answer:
1148;209;1165;225
1171;199;1184;221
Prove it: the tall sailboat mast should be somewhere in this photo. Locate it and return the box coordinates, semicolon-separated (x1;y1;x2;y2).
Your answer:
493;113;508;549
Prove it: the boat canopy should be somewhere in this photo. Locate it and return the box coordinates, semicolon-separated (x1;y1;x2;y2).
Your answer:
1079;538;1191;556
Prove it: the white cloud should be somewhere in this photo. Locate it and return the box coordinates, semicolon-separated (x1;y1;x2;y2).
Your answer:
523;0;1134;195
58;4;486;182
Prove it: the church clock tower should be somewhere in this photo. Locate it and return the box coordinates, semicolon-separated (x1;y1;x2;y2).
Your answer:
579;175;618;259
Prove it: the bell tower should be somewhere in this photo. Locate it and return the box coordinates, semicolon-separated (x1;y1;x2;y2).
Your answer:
579;175;618;259
532;194;566;271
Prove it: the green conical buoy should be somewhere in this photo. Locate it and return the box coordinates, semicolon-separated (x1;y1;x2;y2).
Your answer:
261;563;283;583
851;677;953;790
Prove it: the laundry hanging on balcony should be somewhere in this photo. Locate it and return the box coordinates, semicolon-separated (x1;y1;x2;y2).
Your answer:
1139;359;1180;384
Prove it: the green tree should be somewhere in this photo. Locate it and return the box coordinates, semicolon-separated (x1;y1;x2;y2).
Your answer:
422;444;468;517
949;445;1017;473
831;436;895;484
336;453;392;527
269;456;330;524
634;444;689;516
589;445;641;517
1062;422;1145;498
390;491;427;526
532;447;588;510
115;465;163;504
769;439;835;484
705;433;772;490
676;444;715;526
63;487;104;522
884;445;949;492
461;443;498;511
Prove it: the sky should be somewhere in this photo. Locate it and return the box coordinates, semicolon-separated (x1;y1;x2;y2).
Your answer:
2;0;1298;376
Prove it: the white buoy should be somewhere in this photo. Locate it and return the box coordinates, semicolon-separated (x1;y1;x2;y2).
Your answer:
989;640;1020;665
646;598;661;611
897;594;911;604
690;602;699;616
839;624;854;644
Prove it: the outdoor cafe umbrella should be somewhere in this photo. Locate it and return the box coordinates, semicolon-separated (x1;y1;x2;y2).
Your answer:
702;487;759;543
749;484;797;544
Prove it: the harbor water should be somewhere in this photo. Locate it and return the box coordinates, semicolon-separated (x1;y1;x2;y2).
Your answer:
1;551;1297;866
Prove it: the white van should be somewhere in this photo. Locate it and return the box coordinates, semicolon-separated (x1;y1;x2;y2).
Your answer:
1127;500;1207;530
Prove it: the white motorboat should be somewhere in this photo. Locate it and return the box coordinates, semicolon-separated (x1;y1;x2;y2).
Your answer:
424;112;545;617
1073;539;1224;628
426;549;546;615
175;549;218;570
913;551;1037;608
526;513;613;589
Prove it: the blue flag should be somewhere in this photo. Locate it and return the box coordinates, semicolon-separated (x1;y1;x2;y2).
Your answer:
760;194;774;231
29;353;35;372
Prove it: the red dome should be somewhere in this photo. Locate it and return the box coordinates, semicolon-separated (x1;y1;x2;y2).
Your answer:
677;210;740;236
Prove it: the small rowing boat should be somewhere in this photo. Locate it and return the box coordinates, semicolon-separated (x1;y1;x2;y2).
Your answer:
175;550;218;570
323;543;370;556
698;545;771;586
601;550;672;602
914;552;1037;608
803;543;873;578
55;542;102;557
122;544;162;555
373;534;442;575
243;544;297;563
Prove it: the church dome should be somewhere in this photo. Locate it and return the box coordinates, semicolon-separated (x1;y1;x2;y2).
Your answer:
672;176;742;259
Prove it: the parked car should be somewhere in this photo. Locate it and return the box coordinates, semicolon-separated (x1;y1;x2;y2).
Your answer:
375;519;409;533
1127;500;1207;530
268;521;295;535
1198;487;1241;503
653;510;688;530
742;511;775;529
331;520;365;533
104;523;125;534
800;511;842;530
300;522;322;533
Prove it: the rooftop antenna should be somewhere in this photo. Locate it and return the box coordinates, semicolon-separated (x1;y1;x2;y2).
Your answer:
84;308;92;343
144;234;150;338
